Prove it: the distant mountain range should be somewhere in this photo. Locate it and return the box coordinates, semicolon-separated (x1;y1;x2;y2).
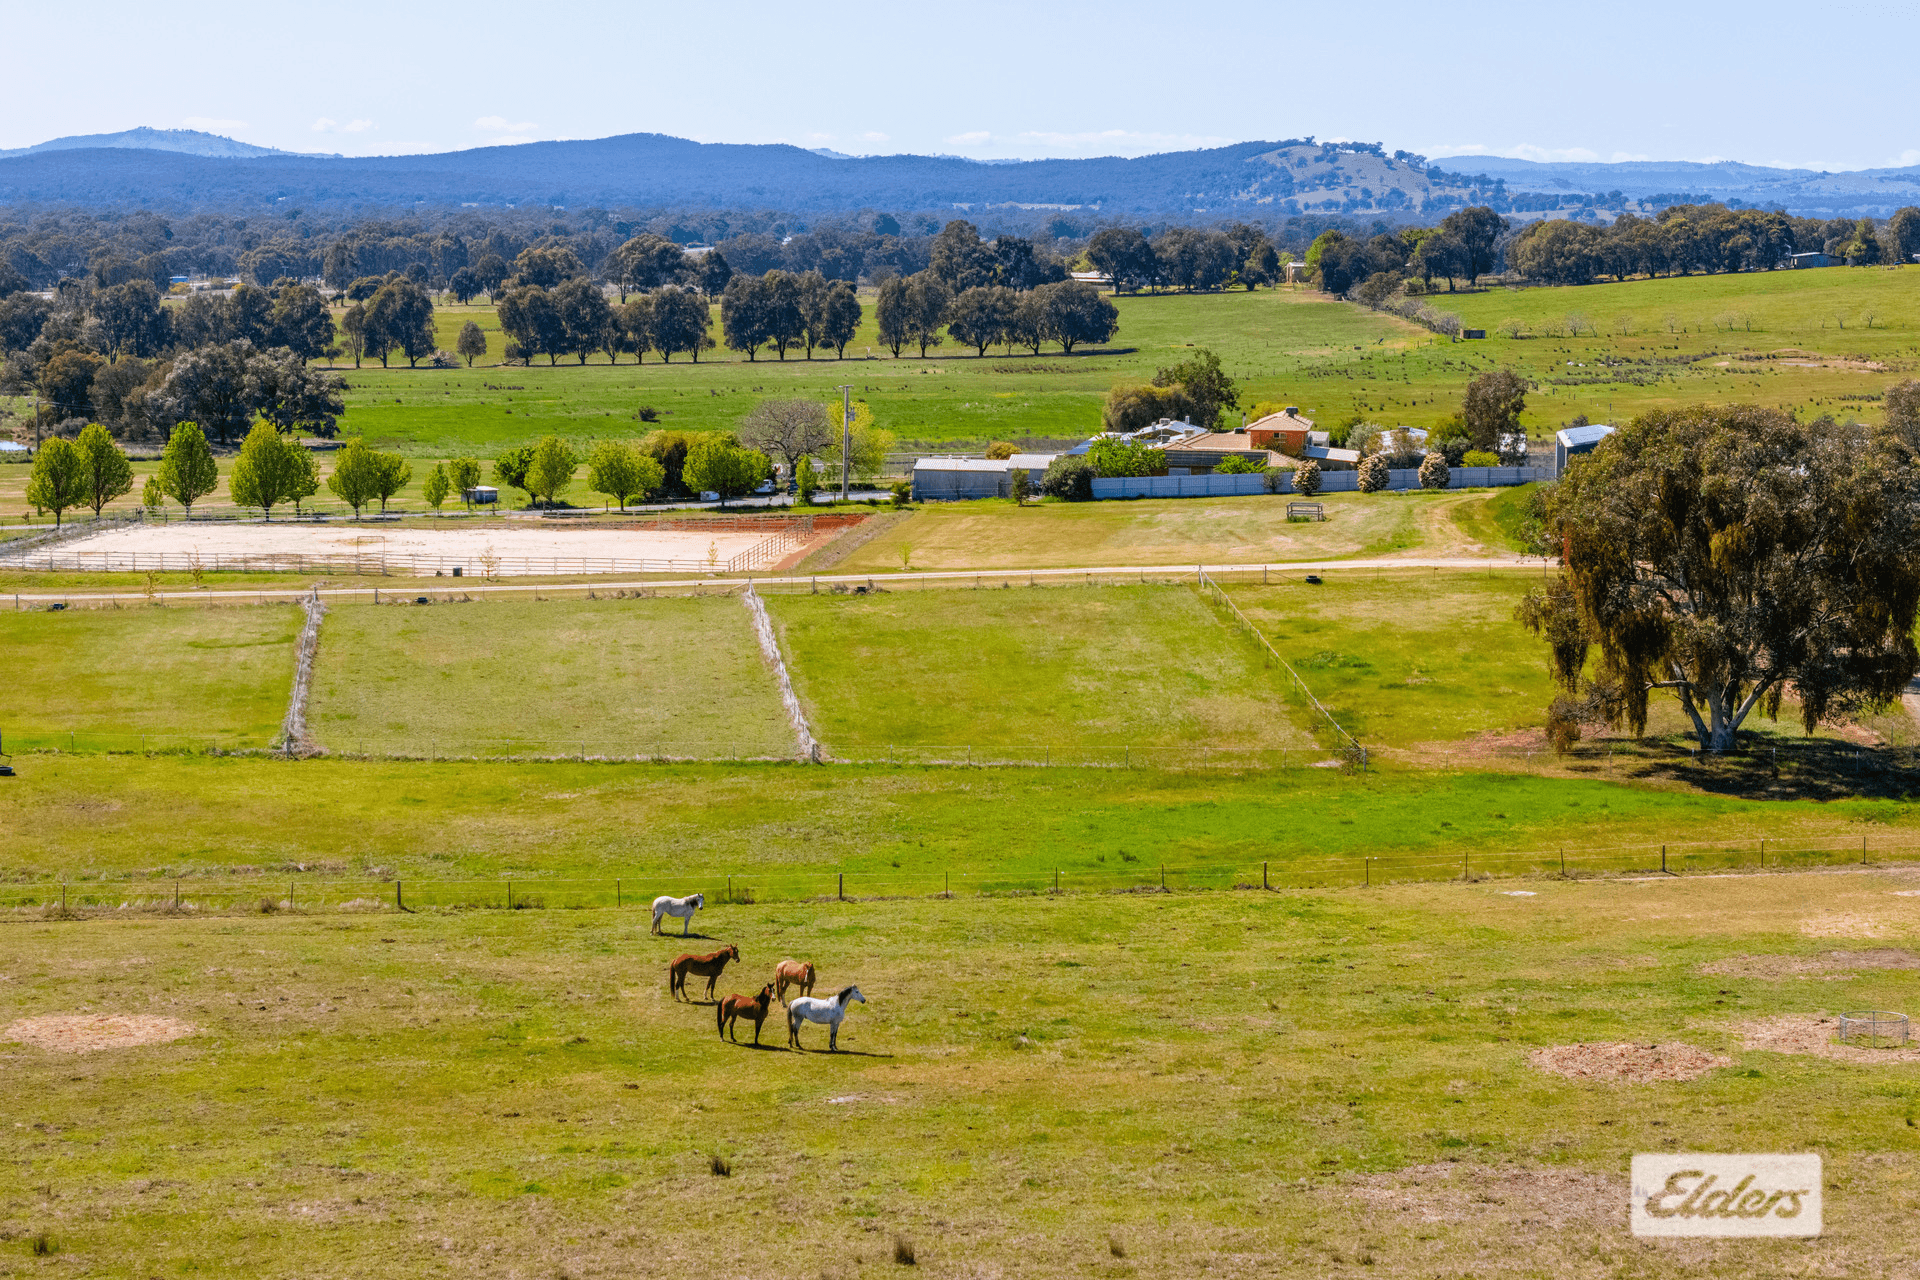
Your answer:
1;128;1916;217
0;126;324;161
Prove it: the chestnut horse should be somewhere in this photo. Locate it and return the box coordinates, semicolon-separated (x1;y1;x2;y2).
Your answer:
669;944;739;1002
717;983;776;1045
774;959;816;1004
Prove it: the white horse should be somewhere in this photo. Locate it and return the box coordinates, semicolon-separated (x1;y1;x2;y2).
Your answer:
650;892;704;936
788;985;865;1052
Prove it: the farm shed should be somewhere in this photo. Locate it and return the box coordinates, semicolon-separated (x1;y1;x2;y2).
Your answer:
463;485;499;504
1554;424;1615;472
913;458;1011;501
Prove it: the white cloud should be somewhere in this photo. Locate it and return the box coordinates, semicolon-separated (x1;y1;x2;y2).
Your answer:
938;128;1233;158
861;131;890;143
474;116;539;146
1428;143;1653;165
182;116;247;133
311;117;375;134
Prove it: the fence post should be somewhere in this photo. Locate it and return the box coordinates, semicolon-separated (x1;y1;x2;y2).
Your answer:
290;878;295;909
1161;864;1166;890
1661;844;1667;874
838;872;844;901
616;878;621;907
507;879;513;910
1263;860;1268;890
1863;836;1869;865
1760;838;1765;868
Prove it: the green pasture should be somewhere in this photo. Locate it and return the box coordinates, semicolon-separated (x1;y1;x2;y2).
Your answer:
0;603;298;751
765;584;1311;755
327;269;1920;459
829;489;1502;573
5;872;1920;1277
1;753;1914;884
333;288;1417;454
306;595;793;757
1227;573;1550;747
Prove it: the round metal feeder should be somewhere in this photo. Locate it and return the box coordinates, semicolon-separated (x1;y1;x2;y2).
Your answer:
1839;1010;1910;1048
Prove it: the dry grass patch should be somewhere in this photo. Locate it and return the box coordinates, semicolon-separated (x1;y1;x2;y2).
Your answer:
1530;1042;1730;1083
3;1014;197;1052
1799;912;1887;938
1336;1160;1620;1231
1700;948;1920;980
1740;1014;1920;1063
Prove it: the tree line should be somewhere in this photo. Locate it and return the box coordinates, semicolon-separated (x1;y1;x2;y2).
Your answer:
1304;202;1920;298
1;275;346;447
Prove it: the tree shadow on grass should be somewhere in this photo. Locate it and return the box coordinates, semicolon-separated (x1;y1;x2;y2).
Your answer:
1608;736;1920;802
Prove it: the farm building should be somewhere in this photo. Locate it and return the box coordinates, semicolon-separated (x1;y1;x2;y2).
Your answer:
912;458;1012;501
1554;424;1615;471
463;485;499;505
1784;252;1834;268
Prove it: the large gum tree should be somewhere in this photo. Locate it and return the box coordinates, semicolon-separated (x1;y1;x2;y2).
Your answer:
1520;393;1920;753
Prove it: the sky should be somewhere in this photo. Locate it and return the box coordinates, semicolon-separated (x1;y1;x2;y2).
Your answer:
5;0;1914;172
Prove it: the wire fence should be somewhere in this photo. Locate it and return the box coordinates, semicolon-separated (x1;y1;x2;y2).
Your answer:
9;833;1918;917
0;734;1332;769
1197;568;1367;769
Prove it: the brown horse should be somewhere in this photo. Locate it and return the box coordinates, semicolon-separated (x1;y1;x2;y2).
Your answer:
774;959;816;1004
669;944;740;1002
717;983;776;1045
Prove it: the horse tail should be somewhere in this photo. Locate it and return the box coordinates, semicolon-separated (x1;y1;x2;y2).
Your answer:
717;998;725;1036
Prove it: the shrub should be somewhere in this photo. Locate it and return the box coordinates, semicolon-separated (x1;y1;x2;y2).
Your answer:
1085;437;1165;478
1293;460;1321;496
427;348;458;369
1418;451;1450;490
1041;454;1095;501
984;441;1017;459
1357;454;1389;493
1462;449;1500;467
1213;454;1265;475
889;480;911;508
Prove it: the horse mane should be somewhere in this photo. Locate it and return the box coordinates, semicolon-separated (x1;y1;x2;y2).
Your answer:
837;985;856;1002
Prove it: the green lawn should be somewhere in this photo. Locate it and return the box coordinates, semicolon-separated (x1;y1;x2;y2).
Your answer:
306;595;794;757
6;872;1920;1277
765;584;1312;758
0;603;299;750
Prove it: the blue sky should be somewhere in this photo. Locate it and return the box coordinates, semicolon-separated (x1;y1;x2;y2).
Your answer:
7;0;1912;171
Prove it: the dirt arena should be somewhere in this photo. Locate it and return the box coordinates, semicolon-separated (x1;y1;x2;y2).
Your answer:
39;521;791;575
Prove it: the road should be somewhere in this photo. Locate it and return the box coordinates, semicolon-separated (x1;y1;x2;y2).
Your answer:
5;556;1554;606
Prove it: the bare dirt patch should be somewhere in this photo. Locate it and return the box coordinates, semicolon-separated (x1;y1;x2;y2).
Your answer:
1701;949;1920;980
1800;912;1886;939
1529;1041;1729;1083
1741;1014;1920;1064
1334;1160;1620;1231
3;1014;197;1052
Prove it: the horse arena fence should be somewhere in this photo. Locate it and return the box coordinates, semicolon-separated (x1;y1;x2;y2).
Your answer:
10;832;1920;918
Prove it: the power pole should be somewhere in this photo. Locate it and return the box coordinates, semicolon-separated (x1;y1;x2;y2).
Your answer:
837;384;853;500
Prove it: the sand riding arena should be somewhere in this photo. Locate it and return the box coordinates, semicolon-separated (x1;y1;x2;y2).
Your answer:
21;514;851;577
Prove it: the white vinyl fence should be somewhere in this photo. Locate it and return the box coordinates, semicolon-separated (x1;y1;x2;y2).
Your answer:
1092;466;1554;500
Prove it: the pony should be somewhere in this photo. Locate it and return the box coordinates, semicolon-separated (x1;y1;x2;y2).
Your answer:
717;983;776;1045
651;893;705;936
788;985;866;1052
774;959;816;1004
669;944;739;1002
